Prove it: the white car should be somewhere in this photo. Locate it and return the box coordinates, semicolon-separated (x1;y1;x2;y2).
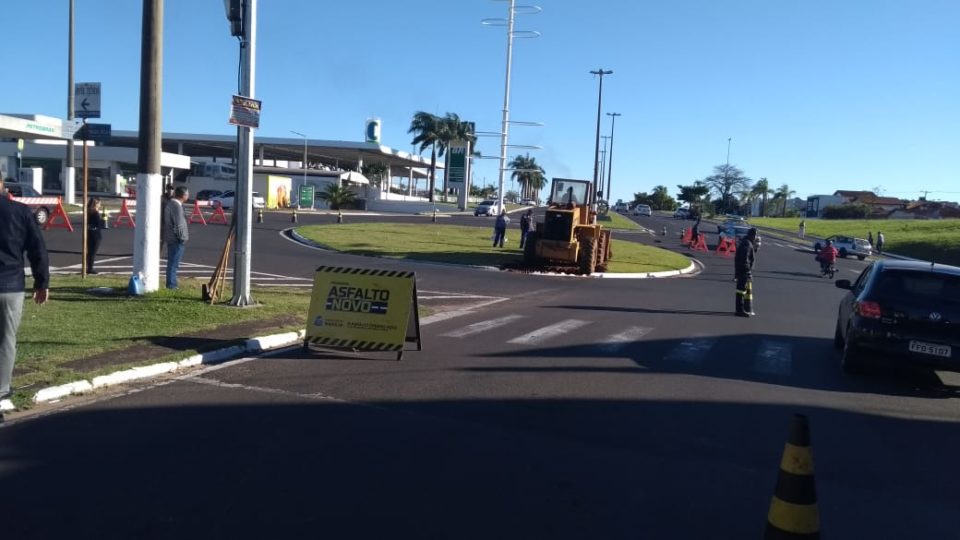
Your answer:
210;190;266;210
474;199;500;216
633;204;652;217
814;235;872;261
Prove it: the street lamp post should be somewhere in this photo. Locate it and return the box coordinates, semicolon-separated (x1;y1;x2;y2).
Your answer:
606;112;621;203
590;69;613;206
599;135;610;196
290;130;307;209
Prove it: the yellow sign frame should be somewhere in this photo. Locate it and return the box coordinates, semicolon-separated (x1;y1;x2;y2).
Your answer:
304;266;422;360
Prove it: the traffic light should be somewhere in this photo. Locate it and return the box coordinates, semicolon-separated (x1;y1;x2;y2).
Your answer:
223;0;243;37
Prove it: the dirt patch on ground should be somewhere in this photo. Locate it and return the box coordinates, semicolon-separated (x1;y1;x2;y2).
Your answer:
62;314;304;372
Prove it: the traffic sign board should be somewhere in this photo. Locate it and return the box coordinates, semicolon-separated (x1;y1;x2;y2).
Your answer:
74;82;102;119
77;123;111;144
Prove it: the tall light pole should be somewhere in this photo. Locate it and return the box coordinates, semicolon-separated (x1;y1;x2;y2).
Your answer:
290;130;307;208
599;135;610;195
606;112;621;203
590;68;613;205
483;0;541;213
64;0;76;204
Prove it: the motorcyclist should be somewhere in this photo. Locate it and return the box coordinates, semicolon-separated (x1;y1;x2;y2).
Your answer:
817;239;839;275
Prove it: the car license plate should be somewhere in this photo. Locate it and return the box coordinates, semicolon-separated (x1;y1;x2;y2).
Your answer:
909;341;952;358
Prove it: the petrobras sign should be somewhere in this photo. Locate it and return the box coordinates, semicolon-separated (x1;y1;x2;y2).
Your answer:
447;140;470;185
365;118;381;143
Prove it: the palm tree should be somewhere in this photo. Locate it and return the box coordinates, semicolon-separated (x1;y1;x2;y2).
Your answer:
408;111;441;202
508;153;546;200
773;183;796;216
317;182;357;210
750;178;774;217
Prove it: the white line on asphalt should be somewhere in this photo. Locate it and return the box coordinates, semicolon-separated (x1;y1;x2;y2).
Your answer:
664;337;715;364
754;340;792;375
775;243;788;248
600;326;653;352
419;297;511;326
441;314;526;338
508;319;591;345
849;269;860;274
419;295;502;300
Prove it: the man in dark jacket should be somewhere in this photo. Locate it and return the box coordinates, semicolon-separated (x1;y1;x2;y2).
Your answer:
519;209;533;248
0;177;50;419
162;186;190;289
734;228;758;317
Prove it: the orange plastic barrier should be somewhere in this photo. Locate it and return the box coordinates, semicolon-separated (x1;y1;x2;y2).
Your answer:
690;234;708;252
207;202;228;224
114;198;136;228
715;236;736;256
681;228;692;245
188;202;207;225
44;198;75;232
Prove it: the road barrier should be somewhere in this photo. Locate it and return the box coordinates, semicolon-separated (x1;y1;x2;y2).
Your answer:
716;236;736;256
188;201;208;225
114;199;136;228
690;234;708;252
765;414;820;539
9;195;75;232
681;228;692;245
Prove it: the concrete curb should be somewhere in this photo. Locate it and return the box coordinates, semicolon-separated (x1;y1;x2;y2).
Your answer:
19;329;306;408
595;259;700;279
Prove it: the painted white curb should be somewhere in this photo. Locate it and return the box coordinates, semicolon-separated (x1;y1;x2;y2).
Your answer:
22;329;306;408
1;399;14;412
595;260;699;279
34;380;95;403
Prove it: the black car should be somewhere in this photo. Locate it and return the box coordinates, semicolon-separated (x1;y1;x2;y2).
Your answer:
834;260;960;373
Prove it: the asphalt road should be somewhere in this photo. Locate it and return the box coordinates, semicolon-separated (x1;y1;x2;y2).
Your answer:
2;209;958;539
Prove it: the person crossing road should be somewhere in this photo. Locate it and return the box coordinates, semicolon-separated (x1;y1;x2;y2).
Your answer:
735;228;758;317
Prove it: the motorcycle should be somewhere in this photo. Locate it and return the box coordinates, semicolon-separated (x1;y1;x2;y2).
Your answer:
819;261;836;279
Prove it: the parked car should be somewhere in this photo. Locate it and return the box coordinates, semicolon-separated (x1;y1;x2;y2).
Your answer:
520;198;538;206
834;260;960;374
633;204;652;217
673;208;690;219
3;182;51;225
613;202;629;213
210;190;266;209
195;189;223;201
474;199;499;217
814;235;872;260
717;219;748;234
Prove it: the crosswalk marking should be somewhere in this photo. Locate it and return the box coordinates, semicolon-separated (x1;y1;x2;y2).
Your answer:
507;319;591;346
600;326;653;352
441;314;526;338
754;340;792;375
664;337;715;364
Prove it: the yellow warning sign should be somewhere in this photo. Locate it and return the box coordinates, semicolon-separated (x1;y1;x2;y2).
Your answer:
305;266;421;359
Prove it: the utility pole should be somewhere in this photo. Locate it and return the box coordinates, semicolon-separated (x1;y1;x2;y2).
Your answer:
590;69;613;205
599;135;610;195
64;0;76;205
132;0;163;292
606;112;621;203
230;0;257;306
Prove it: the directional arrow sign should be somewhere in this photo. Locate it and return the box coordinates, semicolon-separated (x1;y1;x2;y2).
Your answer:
74;82;101;119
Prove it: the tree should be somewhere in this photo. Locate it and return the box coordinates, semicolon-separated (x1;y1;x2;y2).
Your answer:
702;164;751;214
676;182;710;206
361;162;389;190
509;153;546;201
408;111;442;202
772;183;796;216
645;185;677;210
750;178;774;217
317;182;357;210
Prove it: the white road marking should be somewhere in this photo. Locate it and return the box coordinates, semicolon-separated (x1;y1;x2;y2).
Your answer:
849;269;860;274
508;319;591;346
754;340;792;375
775;243;788;248
419;297;511;326
664;338;716;364
441;314;526;338
600;326;653;352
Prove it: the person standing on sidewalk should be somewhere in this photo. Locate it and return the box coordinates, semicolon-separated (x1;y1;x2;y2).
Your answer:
0;177;50;420
163;186;190;289
519;209;533;249
86;197;105;274
734;228;758;317
492;208;510;248
876;231;885;254
798;219;806;239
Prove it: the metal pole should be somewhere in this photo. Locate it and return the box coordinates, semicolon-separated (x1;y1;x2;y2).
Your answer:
590;69;612;204
606;112;621;203
231;0;256;306
599;135;610;196
495;0;516;215
291;130;307;209
64;0;76;205
81;123;88;278
132;0;163;292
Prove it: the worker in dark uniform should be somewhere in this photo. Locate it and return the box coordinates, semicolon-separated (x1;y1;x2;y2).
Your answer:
735;228;758;317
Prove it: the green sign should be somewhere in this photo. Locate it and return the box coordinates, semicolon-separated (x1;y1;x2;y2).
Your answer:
448;141;467;184
299;184;316;209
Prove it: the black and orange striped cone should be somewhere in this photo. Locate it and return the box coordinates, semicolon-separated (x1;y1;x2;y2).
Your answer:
765;414;820;539
257;208;264;223
290;207;297;223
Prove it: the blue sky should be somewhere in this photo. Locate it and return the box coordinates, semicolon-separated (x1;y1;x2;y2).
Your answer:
4;1;959;202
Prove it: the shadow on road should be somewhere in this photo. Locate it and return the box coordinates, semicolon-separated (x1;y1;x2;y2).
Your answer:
1;396;957;539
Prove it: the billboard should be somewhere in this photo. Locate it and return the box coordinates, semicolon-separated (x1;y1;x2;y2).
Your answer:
266;175;292;209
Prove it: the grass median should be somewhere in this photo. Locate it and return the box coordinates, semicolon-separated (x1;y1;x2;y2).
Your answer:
748;217;960;265
296;223;690;273
596;211;641;231
10;276;312;407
